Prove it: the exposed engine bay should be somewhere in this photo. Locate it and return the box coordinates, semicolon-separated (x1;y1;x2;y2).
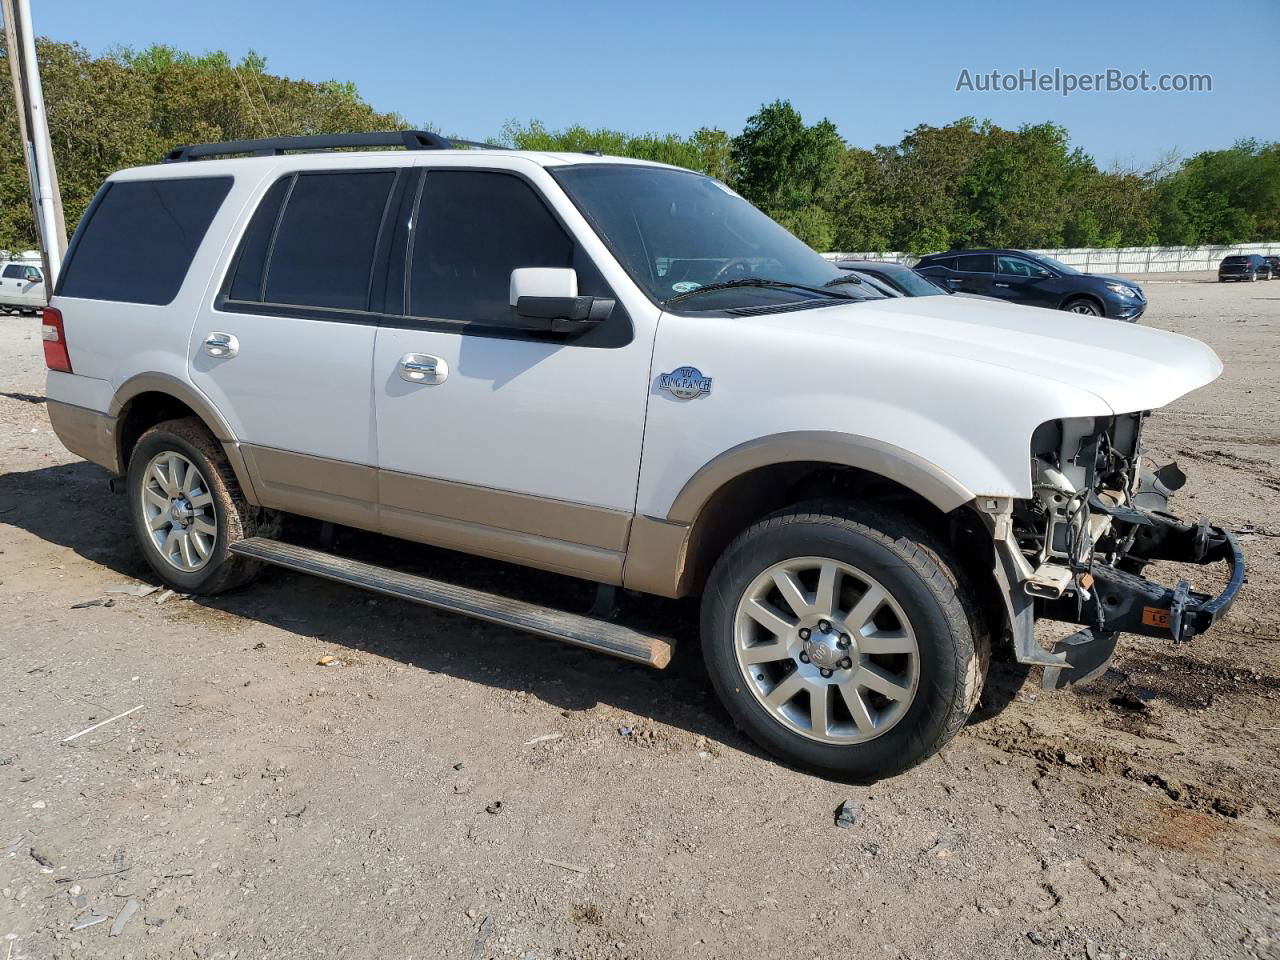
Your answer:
983;413;1244;690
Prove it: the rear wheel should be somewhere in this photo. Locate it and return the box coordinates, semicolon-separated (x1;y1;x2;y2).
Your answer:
701;502;989;779
127;417;270;594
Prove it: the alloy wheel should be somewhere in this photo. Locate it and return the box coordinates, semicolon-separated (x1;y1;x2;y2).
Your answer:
139;450;217;572
733;557;920;744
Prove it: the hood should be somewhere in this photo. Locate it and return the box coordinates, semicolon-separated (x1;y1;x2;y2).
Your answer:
1082;272;1141;290
750;295;1221;414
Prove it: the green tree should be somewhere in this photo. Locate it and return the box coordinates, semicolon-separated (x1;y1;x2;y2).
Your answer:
729;100;843;246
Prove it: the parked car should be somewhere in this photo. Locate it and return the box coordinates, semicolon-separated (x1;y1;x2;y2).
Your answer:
835;260;946;297
43;132;1243;779
0;260;45;314
1218;254;1273;282
1265;255;1280;278
834;259;1000;302
914;249;1146;321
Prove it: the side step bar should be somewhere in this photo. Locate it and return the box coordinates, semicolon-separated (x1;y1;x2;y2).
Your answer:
229;537;674;669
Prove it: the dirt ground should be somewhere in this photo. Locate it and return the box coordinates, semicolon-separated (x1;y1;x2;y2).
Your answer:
2;277;1278;960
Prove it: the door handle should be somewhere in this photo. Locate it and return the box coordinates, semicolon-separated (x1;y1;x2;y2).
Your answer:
203;332;238;358
994;282;1010;288
399;353;448;384
947;277;962;284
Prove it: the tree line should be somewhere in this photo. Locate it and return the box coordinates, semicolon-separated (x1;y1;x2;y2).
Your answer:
2;39;1276;255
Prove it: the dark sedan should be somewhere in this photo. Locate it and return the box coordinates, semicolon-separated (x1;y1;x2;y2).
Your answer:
834;259;1001;302
914;249;1146;321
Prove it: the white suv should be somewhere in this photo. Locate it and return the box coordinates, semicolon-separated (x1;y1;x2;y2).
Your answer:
42;131;1243;778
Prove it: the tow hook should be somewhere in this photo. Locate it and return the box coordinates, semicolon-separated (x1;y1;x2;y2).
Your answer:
1170;580;1192;644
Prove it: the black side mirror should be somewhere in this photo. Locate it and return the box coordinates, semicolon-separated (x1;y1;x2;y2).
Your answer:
514;295;615;335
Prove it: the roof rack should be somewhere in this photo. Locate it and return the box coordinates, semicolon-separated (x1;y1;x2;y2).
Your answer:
161;130;506;163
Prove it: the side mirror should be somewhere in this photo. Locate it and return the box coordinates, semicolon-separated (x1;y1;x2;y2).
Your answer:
510;267;614;335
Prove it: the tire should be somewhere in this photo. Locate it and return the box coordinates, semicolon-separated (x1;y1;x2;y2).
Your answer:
700;501;989;780
1249;271;1257;282
126;417;270;594
1063;297;1101;316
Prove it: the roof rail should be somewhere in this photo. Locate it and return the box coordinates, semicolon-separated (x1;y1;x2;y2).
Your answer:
161;130;505;163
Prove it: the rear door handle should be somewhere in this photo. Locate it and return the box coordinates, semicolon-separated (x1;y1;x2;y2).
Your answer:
399;353;448;384
994;282;1010;288
203;332;238;358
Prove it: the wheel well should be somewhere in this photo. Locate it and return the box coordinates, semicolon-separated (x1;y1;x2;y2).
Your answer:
1061;293;1104;312
115;392;205;471
680;462;1007;646
682;463;944;593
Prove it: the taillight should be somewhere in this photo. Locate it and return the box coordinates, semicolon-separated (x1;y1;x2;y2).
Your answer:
42;307;72;373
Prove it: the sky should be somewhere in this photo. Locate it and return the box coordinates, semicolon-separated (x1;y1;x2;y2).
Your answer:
33;0;1280;169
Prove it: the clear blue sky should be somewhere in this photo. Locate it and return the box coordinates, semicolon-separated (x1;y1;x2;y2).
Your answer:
34;0;1280;168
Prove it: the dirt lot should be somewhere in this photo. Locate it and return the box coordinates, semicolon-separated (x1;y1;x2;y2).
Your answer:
2;278;1278;960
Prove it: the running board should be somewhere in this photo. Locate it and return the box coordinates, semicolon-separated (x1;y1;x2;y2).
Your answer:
229;537;674;669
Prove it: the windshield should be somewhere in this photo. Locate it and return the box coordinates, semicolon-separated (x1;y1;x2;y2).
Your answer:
877;265;948;296
553;165;852;309
1031;254;1080;276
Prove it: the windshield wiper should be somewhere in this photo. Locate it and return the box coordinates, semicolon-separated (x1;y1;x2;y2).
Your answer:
665;276;856;305
823;274;864;286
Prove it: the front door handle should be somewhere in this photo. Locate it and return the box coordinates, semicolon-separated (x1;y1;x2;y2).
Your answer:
399;353;448;384
203;332;238;358
994;282;1010;288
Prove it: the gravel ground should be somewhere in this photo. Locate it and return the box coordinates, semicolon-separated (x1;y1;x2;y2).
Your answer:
1;277;1277;960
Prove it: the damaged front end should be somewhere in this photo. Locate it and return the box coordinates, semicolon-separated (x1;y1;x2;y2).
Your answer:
979;413;1245;691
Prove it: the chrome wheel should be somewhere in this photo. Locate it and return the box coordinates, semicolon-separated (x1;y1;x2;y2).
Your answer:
139;450;217;572
734;557;920;744
1068;301;1099;315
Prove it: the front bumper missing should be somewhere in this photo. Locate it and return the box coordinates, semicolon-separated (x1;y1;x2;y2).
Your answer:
993;508;1246;689
1038;519;1245;645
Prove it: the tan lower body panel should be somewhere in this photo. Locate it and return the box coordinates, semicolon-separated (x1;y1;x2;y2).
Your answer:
46;400;120;474
621;515;692;599
238;444;632;584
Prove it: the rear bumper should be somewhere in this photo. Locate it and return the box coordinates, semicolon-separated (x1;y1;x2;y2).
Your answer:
46;399;120;474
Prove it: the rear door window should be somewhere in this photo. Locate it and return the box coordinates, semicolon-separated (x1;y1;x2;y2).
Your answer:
261;171;396;311
57;177;232;305
956;254;994;273
2;265;24;279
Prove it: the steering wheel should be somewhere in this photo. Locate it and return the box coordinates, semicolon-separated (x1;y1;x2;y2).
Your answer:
711;257;755;283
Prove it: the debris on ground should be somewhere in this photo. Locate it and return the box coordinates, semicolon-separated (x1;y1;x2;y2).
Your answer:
317;655;342;667
70;597;113;609
617;725;635;737
834;800;859;829
70;914;109;931
485;800;504;815
524;733;563;746
542;857;587;873
109;897;140;936
61;704;144;743
154;589;179;604
29;847;53;868
104;583;160;598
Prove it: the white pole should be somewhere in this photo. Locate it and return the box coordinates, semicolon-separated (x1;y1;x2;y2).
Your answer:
8;0;65;285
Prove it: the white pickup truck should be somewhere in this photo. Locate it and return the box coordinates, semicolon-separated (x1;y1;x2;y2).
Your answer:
42;131;1243;778
0;258;45;313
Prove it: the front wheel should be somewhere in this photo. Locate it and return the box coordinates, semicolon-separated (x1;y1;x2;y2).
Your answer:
700;502;989;780
127;417;270;594
1063;297;1101;316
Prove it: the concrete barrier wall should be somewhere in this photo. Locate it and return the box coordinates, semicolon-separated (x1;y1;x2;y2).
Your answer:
822;242;1280;274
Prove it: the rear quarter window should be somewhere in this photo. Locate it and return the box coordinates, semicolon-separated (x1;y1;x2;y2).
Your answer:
57;176;232;305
